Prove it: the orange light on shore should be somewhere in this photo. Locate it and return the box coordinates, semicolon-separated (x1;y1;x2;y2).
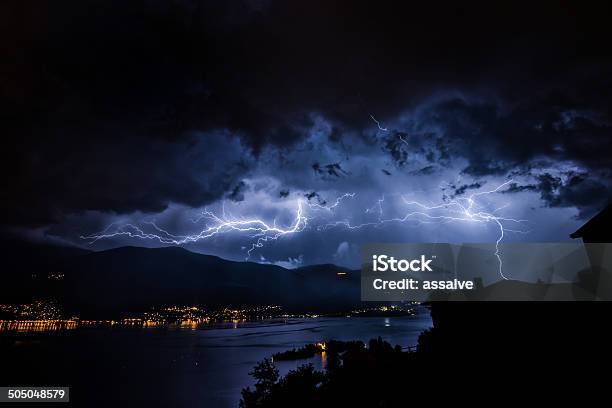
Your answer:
0;320;77;332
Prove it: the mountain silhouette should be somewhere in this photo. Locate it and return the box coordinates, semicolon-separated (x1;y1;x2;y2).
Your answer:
0;242;360;317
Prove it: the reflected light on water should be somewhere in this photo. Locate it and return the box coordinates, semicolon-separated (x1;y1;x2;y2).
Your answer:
0;320;77;332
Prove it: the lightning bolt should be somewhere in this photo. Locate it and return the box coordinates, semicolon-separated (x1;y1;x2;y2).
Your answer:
398;134;409;146
321;180;528;280
365;195;385;219
81;193;356;259
81;200;309;259
370;114;410;146
370;114;388;131
81;181;526;279
305;193;356;211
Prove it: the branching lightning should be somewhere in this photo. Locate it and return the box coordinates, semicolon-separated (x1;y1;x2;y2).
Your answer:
81;200;309;258
305;193;356;212
320;180;528;280
82;180;527;278
81;193;356;260
82;101;525;280
365;195;385;219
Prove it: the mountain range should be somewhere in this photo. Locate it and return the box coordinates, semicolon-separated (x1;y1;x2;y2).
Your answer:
0;241;360;317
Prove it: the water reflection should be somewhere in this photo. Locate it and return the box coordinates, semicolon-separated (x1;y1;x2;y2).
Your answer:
1;318;266;333
0;320;77;332
1;312;433;408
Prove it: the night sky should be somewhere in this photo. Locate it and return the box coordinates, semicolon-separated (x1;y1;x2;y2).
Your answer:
2;1;612;268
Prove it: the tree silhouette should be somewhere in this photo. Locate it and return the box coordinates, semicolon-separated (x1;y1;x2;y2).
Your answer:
240;359;278;408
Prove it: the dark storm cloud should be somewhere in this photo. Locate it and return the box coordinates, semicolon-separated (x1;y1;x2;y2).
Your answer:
503;172;612;218
503;183;538;194
381;129;450;170
226;180;249;202
0;131;251;226
3;0;612;226
411;166;436;176
312;162;349;179
418;97;612;177
304;191;326;206
401;94;612;215
448;182;483;199
381;132;410;167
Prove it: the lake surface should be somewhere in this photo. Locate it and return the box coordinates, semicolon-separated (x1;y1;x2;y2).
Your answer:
0;308;432;407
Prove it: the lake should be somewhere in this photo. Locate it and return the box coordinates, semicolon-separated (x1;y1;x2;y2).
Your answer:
0;308;432;407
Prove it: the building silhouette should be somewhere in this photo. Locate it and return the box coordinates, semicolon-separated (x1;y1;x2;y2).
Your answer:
570;203;612;243
570;203;612;299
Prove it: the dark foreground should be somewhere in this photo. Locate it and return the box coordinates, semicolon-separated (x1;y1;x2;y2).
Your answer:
240;302;612;407
2;302;612;407
0;314;431;407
